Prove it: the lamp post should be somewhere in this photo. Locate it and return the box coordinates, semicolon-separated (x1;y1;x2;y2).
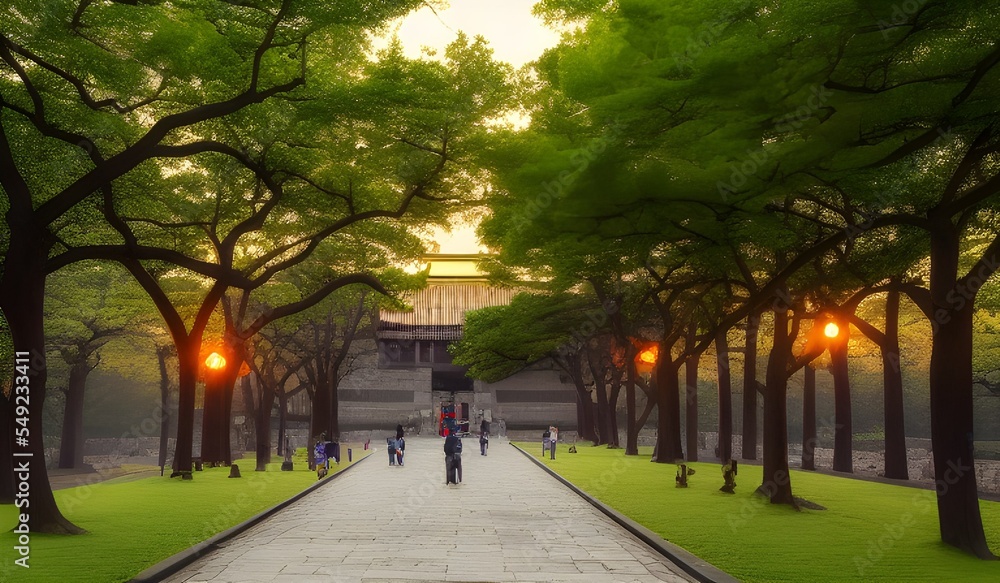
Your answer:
633;342;660;454
822;316;853;473
800;316;848;472
201;351;227;466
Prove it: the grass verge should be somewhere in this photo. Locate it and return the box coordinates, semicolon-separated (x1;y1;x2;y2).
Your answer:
1;446;368;583
515;442;1000;583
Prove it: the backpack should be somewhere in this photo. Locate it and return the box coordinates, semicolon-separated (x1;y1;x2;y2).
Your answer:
387;437;395;451
456;438;463;453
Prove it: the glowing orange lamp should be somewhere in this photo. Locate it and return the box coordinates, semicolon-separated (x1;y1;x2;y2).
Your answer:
634;343;659;375
205;352;227;370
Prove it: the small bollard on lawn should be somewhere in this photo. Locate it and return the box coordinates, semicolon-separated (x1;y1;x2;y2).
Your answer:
348;448;352;462
676;463;695;488
281;436;294;471
229;464;241;478
720;459;738;494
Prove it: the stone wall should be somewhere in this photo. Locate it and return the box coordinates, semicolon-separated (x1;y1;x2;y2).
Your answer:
483;369;578;430
334;345;579;435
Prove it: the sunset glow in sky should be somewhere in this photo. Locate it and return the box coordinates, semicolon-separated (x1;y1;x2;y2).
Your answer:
378;0;562;254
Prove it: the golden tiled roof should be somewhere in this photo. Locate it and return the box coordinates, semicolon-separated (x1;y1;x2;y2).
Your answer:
380;283;516;328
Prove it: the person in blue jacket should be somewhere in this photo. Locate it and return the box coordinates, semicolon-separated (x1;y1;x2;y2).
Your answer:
444;430;460;484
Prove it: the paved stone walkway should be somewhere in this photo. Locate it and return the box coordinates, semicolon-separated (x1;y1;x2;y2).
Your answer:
163;437;696;583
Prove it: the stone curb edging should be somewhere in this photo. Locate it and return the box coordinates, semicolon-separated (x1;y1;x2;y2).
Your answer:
510;443;740;583
128;453;372;583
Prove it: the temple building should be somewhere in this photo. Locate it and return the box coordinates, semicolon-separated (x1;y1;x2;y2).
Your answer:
336;254;579;436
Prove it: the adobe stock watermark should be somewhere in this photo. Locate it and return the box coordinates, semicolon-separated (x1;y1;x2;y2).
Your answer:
876;0;931;39
510;121;625;230
185;467;279;549
842;126;953;244
853;456;971;576
552;299;621;361
670;11;734;73
801;414;845;467
59;398;173;516
717;86;833;202
727;414;842;534
393;467;447;522
581;453;639;497
726;470;791;534
514;454;639;563
930;254;1000;336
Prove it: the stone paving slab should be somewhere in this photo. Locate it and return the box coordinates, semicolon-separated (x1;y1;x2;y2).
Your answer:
162;437;697;583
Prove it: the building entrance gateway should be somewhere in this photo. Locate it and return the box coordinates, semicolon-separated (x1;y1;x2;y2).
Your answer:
336;254;582;435
434;388;473;436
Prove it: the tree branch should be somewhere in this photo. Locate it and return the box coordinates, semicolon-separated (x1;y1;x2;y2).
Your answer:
243;273;389;339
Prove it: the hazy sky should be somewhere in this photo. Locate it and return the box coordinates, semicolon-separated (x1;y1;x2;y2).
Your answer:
384;0;560;68
380;0;562;254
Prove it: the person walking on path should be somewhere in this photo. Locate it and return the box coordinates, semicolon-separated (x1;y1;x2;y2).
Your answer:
549;426;558;460
479;431;488;456
314;434;329;479
444;430;459;484
395;436;405;466
387;436;397;466
480;417;489;437
454;433;463;483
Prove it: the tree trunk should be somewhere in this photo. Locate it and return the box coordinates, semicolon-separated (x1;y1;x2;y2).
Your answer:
761;309;795;506
205;341;243;466
570;368;598;443
830;336;853;473
625;351;639;455
0;245;84;533
310;363;330;445
157;346;172;471
255;376;276;472
716;329;733;462
241;375;257;452
652;357;684;463
608;376;622;448
593;373;612;446
220;366;238;465
883;289;908;480
802;364;816;471
742;313;760;459
927;226;994;559
0;393;13;504
636;384;656;434
173;341;201;473
328;372;340;440
685;342;699;462
58;360;90;468
276;390;288;457
200;367;227;465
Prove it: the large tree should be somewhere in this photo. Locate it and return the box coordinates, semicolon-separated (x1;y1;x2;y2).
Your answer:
44;263;151;468
0;0;512;533
525;0;1000;558
452;292;606;443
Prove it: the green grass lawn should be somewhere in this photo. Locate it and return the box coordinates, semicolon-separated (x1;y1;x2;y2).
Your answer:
516;442;1000;583
0;447;368;583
